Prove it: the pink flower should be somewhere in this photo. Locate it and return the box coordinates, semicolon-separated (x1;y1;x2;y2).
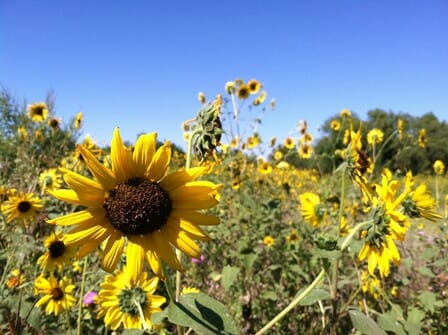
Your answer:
192;254;205;264
83;290;98;305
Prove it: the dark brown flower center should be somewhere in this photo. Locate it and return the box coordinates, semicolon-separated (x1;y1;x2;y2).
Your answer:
103;177;172;235
51;287;64;301
17;201;31;213
35;107;44;116
49;118;60;128
49;241;66;258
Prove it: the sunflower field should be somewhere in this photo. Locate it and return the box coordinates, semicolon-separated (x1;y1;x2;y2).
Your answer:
0;80;447;335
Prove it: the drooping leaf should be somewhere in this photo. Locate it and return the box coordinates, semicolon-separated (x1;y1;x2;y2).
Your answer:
167;293;239;335
299;288;331;306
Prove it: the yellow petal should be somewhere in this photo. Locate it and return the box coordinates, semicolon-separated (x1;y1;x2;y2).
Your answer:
65;218;112;245
146;141;171;181
47;209;97;226
59;174;105;207
162;226;201;259
146;248;162;277
101;231;126;273
48;189;87;206
168;217;209;240
77;242;100;258
133;132;157;177
111;128;134;183
160;166;209;192
126;237;145;284
77;145;117;191
367;248;378;275
142;232;182;273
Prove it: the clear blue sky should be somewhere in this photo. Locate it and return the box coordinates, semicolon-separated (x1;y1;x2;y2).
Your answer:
1;0;447;149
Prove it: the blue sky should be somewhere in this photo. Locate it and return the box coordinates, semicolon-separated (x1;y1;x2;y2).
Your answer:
1;0;447;149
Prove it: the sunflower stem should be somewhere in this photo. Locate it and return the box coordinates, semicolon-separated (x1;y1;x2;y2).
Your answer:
255;268;326;335
161;263;175;303
133;298;149;330
76;258;88;335
256;219;372;335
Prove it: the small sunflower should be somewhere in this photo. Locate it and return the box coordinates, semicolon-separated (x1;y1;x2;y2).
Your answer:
340;109;351;118
198;92;206;104
286;229;299;243
397;119;404;140
39;168;62;193
433;160;445;175
258;161;272;175
7;269;25;289
402;183;442;222
48;117;62;131
225;81;236;94
35;275;76;316
367;128;384;146
298;143;313;159
253;91;267;106
48;128;221;280
1;191;43;225
237;84;250;99
300;192;324;227
74;112;83;129
245;135;260;149
330;120;340;131
17;126;28;140
37;232;77;272
283;137;295;150
274;150;283;161
247;79;261;94
263;235;275;247
360;270;382;299
418;128;427;148
96;266;165;330
231;179;241;190
27;102;49;122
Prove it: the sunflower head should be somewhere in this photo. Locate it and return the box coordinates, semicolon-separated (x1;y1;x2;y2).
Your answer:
48;128;221;280
27;102;49;122
190;100;223;161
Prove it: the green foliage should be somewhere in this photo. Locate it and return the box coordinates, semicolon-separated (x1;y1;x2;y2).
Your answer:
313;109;448;175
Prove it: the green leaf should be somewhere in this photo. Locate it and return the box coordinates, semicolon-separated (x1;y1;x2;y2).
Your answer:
121;329;148;335
167;293;239;335
262;291;278;301
377;312;406;335
349;309;387;335
221;266;239;291
241;253;257;270
417;267;435;278
418;290;437;313
299;288;331;306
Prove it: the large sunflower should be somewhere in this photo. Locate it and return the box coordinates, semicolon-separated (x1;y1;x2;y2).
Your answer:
1;191;43;225
48;128;221;280
96;266;165;330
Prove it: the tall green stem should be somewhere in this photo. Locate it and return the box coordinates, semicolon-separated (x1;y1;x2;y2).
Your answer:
256;219;372;335
77;258;88;335
255;269;326;335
